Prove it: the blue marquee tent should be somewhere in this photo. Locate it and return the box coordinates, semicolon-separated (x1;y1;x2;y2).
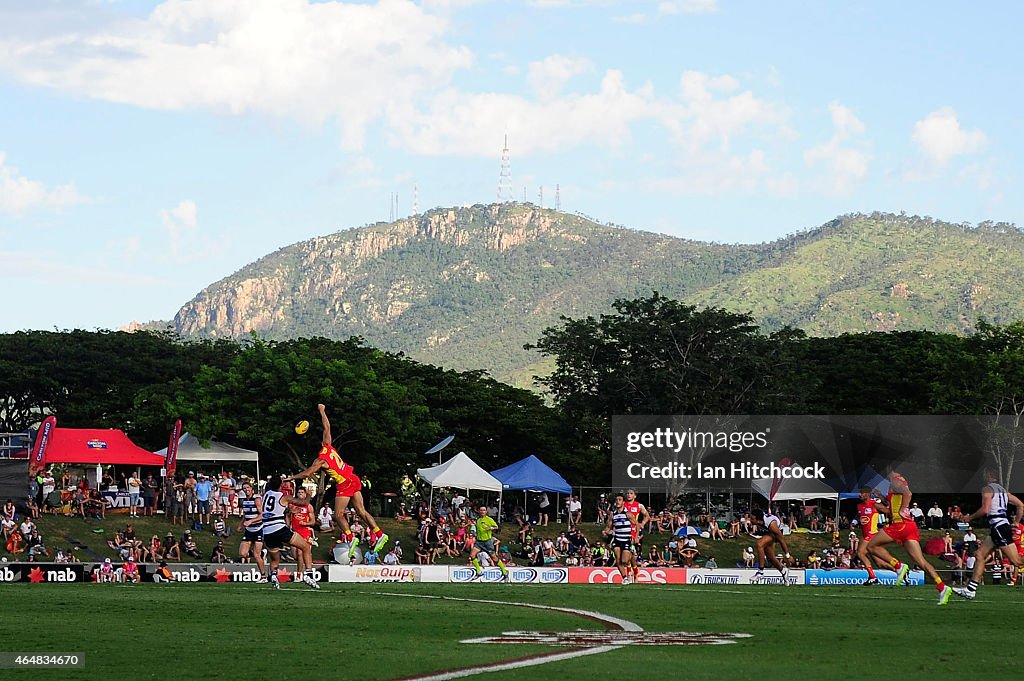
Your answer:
490;455;572;494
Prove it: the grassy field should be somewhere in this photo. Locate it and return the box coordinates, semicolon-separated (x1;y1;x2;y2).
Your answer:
0;581;1018;680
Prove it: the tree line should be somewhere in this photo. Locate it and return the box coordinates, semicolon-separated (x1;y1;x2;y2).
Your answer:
2;293;1022;488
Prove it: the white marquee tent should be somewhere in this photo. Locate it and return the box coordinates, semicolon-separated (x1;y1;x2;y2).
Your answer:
416;451;503;510
157;432;261;481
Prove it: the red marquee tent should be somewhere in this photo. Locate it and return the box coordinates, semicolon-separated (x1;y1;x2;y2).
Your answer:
42;428;164;467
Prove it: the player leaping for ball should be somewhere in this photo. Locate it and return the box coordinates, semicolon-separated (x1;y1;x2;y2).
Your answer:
285;403;388;557
865;467;952;605
953;468;1024;601
753;508;792;585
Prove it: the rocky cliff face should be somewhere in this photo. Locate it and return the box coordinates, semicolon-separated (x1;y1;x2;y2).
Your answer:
169;206;1024;385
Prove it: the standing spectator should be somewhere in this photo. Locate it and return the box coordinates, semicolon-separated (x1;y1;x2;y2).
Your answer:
184;472;198;522
41;471;57;514
126;472;142;518
927;503;944;530
536;493;551;527
963;527;978;555
170;478;186;526
596;494;610;525
141;474;158;517
195;474;213;527
567;496;582;527
217;472;234;517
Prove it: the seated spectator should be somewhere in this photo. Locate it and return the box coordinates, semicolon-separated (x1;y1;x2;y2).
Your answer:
556;532;571;554
705;555;718;569
927;502;945;530
85;489;109;519
162;532;181;560
123;556;140;583
27;540;49;561
909;502;925;528
318;503;336;531
2;499;17;523
107;531;132;559
647;544;660;566
707;519;725;541
383;549;400;565
518;522;533;545
415;543;431;565
364;549;379;565
98;557;116;582
0;515;14;542
806;550;821;568
823;516;837;534
153;561;176;583
210;541;230;564
54;547;70;563
6;530;25;555
211;514;230;539
25;497;39;520
661;544;676;567
147;535;163;562
181;530;201;559
943;531;955;557
728;516;740;539
568;528;589;555
742;545;755;568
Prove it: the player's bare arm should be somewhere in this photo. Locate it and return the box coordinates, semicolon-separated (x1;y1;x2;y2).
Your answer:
285;459;326;482
319;403;331;445
965;488;994;523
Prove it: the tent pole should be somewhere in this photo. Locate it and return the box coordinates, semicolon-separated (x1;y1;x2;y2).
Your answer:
498;489;503;525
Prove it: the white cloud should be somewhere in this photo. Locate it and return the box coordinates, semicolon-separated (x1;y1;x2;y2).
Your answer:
658;0;719;14
912;107;987;165
0;152;93;215
0;0;473;151
160;199;198;258
527;54;592;100
803;101;869;193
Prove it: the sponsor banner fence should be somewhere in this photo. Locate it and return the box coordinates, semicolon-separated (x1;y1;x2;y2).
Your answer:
0;562;327;584
328;565;444;583
449;566;568;584
805;568;925;586
686;568;804;586
567;567;687;584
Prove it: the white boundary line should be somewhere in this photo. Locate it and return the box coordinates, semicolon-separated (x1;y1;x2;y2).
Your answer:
371;592;640;681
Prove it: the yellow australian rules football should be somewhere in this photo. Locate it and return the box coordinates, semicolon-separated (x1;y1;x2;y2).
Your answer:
295;419;310;435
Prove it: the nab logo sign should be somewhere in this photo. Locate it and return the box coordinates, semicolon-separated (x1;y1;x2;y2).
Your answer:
171;568;204;582
0;565;18;582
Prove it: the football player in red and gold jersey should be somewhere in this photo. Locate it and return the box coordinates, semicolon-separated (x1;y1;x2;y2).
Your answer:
856;486;888;585
866;468;951;605
285;404;389;556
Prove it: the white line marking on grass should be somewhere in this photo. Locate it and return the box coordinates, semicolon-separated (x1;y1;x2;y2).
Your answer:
372;592;633;681
371;592;643;631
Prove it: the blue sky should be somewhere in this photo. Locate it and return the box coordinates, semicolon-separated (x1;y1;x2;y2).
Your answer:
0;0;1019;332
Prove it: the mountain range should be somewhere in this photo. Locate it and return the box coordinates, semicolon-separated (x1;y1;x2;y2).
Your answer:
152;203;1024;387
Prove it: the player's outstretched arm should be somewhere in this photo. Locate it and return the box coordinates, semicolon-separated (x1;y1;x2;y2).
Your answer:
285;460;325;482
319;403;332;446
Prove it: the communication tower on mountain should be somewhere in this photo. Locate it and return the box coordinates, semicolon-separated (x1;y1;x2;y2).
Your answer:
497;135;513;202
